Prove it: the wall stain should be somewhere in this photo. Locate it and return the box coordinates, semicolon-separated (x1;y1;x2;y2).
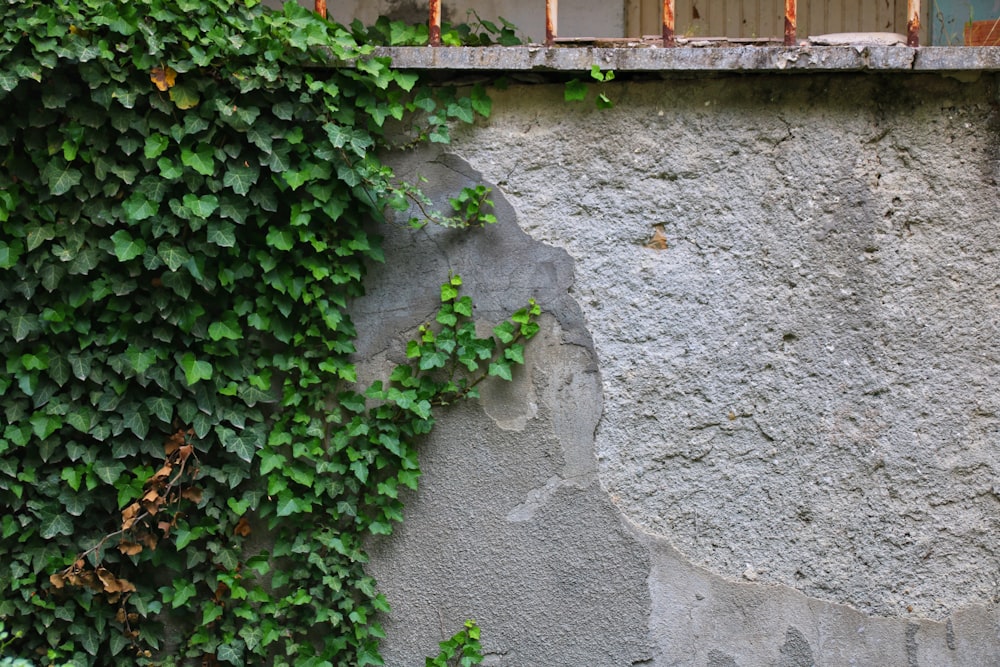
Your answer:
906;622;920;667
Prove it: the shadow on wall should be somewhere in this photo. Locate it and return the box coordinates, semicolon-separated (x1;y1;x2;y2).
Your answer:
354;151;655;666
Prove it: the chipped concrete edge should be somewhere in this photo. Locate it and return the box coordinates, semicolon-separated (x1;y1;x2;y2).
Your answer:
373;45;1000;72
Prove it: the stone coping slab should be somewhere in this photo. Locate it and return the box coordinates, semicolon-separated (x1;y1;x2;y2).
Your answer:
372;45;1000;72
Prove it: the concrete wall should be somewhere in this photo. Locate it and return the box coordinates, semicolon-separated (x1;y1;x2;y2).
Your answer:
357;72;1000;665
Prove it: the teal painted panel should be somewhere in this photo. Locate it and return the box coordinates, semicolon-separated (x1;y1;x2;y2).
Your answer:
932;0;1000;44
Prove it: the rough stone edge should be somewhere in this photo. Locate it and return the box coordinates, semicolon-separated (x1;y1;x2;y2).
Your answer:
372;45;1000;72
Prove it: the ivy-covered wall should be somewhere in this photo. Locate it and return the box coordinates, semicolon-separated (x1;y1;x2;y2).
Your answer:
0;2;529;665
4;1;1000;666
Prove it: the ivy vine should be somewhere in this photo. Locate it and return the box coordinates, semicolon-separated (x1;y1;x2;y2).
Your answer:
0;1;535;665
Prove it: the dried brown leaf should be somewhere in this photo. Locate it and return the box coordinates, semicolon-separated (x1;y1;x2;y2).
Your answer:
96;568;121;593
165;431;184;456
118;541;143;556
142;489;163;514
233;516;252;538
121;503;141;530
79;570;99;590
140;532;159;550
149;66;177;92
645;224;669;251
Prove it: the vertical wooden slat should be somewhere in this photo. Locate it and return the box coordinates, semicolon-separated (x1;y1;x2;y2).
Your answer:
847;0;863;32
626;0;641;37
878;0;894;31
763;0;782;39
723;0;739;36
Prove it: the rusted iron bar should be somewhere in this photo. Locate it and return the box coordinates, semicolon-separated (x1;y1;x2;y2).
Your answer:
429;0;442;46
314;0;326;19
662;0;675;47
907;0;920;47
784;0;796;46
546;0;558;47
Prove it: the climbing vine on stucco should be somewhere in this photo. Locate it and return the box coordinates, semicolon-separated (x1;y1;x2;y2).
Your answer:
0;1;536;664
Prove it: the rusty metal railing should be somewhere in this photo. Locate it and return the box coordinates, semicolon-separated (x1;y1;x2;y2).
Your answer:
317;1;921;49
662;0;674;46
784;0;796;45
907;0;921;46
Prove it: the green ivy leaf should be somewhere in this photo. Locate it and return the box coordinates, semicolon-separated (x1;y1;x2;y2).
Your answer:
181;144;216;176
493;321;516;344
168;579;197;607
158;242;192;271
37;509;73;539
169;83;200;109
180;352;213;385
144;133;170;159
504;344;525;365
240;625;264;652
275;492;307;517
42;162;82;196
30;412;62;439
208;312;243;341
564;79;587;102
217;425;258;463
146;396;173;423
111;230;146;262
93;460;127;485
78;625;101;656
122;409;150;439
223;163;259;195
183;193;219;218
440;281;459;302
265;228;294;251
10;310;39;342
0;239;24;269
207;220;237;247
488;360;513;381
215;639;246;667
25;223;56;252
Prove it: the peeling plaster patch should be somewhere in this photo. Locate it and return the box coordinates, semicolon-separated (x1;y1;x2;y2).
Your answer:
906;623;920;667
479;357;538;431
453;73;1000;620
506;475;564;522
362;151;653;666
777;626;815;667
707;649;740;667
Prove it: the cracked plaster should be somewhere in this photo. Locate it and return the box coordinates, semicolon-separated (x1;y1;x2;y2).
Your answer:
361;71;1000;665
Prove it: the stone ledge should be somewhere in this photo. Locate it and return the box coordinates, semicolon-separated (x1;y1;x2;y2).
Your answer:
372;45;1000;72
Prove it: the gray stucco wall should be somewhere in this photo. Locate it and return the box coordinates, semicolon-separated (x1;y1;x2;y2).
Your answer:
358;72;1000;665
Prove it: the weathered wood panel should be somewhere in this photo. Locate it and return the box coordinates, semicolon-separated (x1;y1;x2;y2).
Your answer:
640;0;915;39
